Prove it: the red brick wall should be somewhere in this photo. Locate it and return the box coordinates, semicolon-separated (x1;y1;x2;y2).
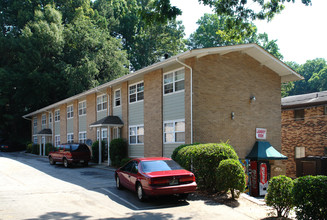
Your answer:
282;106;327;178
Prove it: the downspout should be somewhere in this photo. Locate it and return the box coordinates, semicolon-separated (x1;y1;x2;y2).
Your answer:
176;58;193;144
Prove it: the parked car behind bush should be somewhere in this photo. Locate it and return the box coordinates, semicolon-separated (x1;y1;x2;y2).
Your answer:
292;175;327;220
265;175;294;218
172;142;239;192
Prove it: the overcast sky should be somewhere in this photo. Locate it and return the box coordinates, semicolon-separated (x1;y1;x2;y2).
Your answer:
170;0;327;64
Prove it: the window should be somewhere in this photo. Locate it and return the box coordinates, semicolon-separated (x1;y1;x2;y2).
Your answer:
113;127;121;139
129;82;144;103
294;109;304;121
67;133;74;143
129;125;144;144
97;95;108;111
33;135;38;144
79;131;87;143
41;114;46;128
97;128;108;144
67;105;74;119
55;135;60;147
164;69;184;95
164;120;185;143
54;109;60;122
114;89;121;107
49;112;52;124
78;101;86;116
295;147;305;158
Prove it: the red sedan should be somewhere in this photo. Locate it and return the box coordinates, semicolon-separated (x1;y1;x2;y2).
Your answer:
115;157;197;201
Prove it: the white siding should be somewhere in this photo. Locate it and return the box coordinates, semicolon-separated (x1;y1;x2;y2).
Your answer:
163;91;185;121
128;145;144;157
97;110;107;121
163;143;181;158
67;118;73;133
79;115;87;131
129;101;144;125
54;122;60;135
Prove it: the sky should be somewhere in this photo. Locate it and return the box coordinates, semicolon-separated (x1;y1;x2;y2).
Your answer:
170;0;327;64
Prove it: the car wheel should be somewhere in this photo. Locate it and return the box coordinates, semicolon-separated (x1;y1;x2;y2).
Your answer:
116;176;122;190
63;158;69;168
83;161;88;167
49;156;56;165
178;193;189;200
137;183;146;202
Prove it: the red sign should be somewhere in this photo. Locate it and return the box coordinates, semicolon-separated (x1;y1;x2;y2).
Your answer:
260;163;268;185
256;128;267;140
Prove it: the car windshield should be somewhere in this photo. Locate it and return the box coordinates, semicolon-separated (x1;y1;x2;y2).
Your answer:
141;160;183;173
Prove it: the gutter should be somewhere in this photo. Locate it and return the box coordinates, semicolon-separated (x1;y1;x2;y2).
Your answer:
176;57;193;144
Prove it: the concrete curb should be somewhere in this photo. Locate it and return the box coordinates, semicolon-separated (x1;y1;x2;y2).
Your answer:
241;193;266;205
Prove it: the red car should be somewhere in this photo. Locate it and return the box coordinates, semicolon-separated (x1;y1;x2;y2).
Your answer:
48;143;91;168
115;157;197;201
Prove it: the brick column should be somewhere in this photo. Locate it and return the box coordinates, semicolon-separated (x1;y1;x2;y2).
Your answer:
121;82;129;140
60;104;67;143
73;100;79;143
144;69;163;157
86;93;96;141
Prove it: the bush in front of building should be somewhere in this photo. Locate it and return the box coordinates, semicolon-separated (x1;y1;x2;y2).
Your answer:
292;175;327;220
26;143;33;153
172;142;239;192
109;138;127;167
45;143;53;156
265;175;294;218
31;144;39;155
92;140;106;163
216;159;246;199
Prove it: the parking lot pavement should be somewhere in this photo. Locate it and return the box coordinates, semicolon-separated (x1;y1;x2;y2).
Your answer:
0;151;263;219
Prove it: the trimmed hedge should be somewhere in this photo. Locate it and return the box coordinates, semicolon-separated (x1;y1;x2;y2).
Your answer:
265;175;294;218
217;159;246;199
45;143;53;156
292;175;327;220
92;140;106;163
31;144;39;155
172;142;239;192
26;143;33;153
109;138;127;167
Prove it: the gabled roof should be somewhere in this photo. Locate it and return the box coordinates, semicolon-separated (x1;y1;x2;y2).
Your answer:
23;43;303;118
282;91;327;109
246;141;288;160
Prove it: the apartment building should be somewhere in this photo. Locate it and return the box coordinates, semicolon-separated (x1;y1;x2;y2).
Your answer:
23;44;302;164
282;91;327;177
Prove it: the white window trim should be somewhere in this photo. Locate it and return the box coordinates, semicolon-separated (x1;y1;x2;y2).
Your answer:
163;119;185;144
67;105;74;119
114;89;121;108
113;127;121;139
67;133;74;143
97;128;108;141
55;135;60;147
129;124;144;145
97;94;108;112
295;146;305;158
129;81;144;104
78;101;87;116
54;109;60;122
41;114;46;127
79;131;87;143
163;67;185;96
49;112;53;124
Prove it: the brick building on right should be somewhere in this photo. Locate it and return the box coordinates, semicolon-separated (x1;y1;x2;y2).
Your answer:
281;91;327;178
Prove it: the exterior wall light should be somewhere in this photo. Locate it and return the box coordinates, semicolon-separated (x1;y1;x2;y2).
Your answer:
231;112;235;120
250;96;256;103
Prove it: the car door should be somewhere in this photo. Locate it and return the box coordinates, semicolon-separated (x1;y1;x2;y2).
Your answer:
128;161;139;192
119;161;134;190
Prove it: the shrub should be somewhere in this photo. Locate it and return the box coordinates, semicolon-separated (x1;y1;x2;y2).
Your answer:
45;143;54;156
217;159;246;199
31;144;39;155
26;143;33;153
292;175;327;220
172;142;239;192
109;138;127;167
171;143;200;161
92;140;106;163
265;175;294;218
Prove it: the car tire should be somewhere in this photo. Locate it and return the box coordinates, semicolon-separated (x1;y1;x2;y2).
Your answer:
116;176;122;190
63;158;69;168
137;183;146;202
49;156;56;165
83;161;88;167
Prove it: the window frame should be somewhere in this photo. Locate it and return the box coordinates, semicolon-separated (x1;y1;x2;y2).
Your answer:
129;125;144;145
97;94;108;112
67;133;74;143
79;131;87;144
78;101;87;116
129;81;144;104
67;105;74;119
33;135;38;144
41;114;46;128
294;109;304;121
54;109;60;122
114;89;121;107
163;68;185;95
163;119;185;144
49;112;53;124
55;135;60;147
295;146;305;158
